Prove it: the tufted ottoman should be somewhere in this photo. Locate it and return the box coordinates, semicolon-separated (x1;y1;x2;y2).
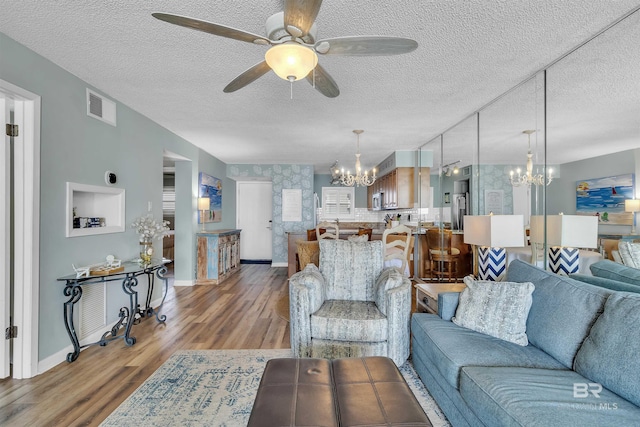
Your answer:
247;356;431;427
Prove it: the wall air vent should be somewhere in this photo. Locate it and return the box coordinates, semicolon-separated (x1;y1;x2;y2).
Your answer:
86;88;116;126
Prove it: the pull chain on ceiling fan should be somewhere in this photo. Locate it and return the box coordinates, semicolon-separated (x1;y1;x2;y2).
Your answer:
152;0;418;97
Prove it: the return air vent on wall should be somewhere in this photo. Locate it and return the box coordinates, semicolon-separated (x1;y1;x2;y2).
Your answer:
86;88;116;126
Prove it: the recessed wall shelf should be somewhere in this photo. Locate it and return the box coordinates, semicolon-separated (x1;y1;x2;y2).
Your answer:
66;182;125;237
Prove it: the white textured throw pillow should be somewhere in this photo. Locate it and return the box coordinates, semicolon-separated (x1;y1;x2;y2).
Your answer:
347;234;369;243
452;276;535;346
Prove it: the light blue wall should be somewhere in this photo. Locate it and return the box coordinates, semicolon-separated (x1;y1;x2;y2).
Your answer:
0;31;233;361
228;164;314;264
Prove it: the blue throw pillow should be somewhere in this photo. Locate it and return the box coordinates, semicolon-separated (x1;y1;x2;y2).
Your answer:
452;276;534;346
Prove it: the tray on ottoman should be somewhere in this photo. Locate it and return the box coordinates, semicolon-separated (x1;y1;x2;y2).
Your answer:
248;356;431;427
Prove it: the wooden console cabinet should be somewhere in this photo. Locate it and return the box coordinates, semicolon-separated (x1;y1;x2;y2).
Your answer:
196;229;241;284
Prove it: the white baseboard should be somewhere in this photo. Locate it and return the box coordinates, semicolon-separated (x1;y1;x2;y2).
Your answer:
271;262;287;268
37;295;169;375
38;319;120;374
173;279;195;286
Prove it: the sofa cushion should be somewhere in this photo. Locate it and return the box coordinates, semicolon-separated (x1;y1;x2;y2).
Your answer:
452;276;534;346
590;259;640;287
617;241;640;268
460;366;640;427
312;300;387;342
570;273;640;293
411;314;564;390
574;292;640;407
506;260;610;368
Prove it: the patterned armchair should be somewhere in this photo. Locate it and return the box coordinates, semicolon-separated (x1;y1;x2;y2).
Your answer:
289;239;411;366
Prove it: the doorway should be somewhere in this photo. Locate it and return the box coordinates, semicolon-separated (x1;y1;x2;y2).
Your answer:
0;79;41;379
236;181;273;262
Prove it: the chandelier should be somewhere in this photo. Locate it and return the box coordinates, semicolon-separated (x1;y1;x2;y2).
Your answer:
509;130;553;187
339;130;377;187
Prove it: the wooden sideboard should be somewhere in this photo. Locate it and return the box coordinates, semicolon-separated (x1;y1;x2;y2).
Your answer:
196;229;241;284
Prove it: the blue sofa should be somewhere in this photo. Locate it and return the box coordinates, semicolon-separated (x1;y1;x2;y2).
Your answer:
570;259;640;293
411;259;640;426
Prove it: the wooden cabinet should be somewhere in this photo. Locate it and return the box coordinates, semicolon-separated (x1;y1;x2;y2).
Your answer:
196;229;241;284
368;167;426;211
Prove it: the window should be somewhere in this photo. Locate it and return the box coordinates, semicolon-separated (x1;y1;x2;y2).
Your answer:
321;187;355;220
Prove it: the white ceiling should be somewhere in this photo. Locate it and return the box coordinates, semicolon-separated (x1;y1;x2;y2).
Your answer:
2;1;639;172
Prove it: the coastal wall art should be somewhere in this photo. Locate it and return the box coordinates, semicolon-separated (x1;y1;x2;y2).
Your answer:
576;173;634;225
199;172;222;223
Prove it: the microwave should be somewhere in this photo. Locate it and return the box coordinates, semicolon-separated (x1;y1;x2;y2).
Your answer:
372;192;384;211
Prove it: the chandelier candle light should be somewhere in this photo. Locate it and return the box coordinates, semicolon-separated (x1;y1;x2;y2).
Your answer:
339;130;377;187
510;130;553;187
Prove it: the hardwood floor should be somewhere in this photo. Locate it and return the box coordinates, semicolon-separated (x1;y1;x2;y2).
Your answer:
0;264;290;426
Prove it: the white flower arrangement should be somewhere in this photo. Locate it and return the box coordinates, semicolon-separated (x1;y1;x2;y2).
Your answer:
131;214;170;242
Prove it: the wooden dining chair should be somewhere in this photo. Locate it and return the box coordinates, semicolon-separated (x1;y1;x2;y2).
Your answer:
316;221;339;240
426;228;460;281
383;224;413;277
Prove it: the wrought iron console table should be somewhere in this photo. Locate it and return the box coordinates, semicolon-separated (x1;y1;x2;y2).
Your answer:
57;259;171;362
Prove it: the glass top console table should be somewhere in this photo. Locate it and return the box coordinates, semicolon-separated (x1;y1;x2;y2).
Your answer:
57;259;171;362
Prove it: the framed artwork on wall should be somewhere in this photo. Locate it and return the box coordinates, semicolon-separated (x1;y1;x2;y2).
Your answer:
484;190;503;215
199;172;222;223
576;173;634;225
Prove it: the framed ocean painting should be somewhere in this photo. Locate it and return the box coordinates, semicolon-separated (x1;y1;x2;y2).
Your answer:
576;174;634;225
199;172;222;223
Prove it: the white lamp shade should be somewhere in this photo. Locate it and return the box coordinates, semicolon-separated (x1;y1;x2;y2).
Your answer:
463;215;525;247
197;197;210;211
532;214;598;248
625;199;640;212
265;43;318;81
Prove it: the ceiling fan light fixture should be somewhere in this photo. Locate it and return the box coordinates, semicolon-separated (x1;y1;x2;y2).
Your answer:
265;43;318;82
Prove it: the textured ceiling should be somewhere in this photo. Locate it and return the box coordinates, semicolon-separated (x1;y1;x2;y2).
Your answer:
2;1;639;172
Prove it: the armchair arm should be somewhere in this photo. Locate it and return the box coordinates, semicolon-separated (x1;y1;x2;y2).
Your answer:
384;280;411;366
438;292;461;321
288;264;326;357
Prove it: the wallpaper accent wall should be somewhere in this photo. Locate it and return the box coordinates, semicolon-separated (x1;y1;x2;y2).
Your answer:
478;164;515;215
228;164;314;264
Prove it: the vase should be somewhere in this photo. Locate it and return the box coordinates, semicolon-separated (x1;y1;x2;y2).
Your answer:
140;240;154;264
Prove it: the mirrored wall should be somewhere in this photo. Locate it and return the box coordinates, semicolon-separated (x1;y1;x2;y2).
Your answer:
415;7;640;280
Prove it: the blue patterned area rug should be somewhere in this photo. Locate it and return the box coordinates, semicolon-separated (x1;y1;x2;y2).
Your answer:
100;349;450;427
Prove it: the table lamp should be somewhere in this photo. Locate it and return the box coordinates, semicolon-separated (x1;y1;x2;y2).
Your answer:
198;197;210;231
463;215;525;281
531;214;598;275
625;199;640;234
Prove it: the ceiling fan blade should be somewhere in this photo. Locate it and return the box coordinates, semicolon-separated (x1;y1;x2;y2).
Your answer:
314;36;418;56
152;13;272;45
305;64;339;98
223;61;272;93
283;0;323;38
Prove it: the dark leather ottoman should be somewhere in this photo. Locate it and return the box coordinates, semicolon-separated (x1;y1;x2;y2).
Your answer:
248;356;431;427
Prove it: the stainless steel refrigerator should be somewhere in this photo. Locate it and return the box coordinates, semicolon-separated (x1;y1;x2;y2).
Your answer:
452;193;468;231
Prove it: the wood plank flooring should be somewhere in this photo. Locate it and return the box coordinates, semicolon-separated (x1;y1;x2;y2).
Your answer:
0;264;290;426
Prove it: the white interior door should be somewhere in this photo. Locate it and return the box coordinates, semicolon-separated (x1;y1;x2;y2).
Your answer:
0;94;11;378
236;181;273;260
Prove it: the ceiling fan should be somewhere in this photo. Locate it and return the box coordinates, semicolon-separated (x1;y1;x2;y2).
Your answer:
152;0;418;98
